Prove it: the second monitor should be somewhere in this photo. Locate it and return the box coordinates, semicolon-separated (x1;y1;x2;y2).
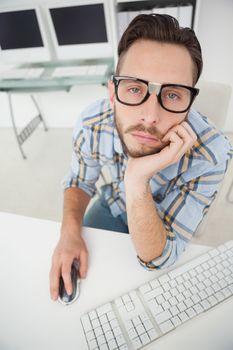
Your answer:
45;0;114;60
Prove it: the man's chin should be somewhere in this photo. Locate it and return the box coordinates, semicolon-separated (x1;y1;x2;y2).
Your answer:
126;146;163;158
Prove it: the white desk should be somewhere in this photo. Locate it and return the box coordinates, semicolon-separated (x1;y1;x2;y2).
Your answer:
0;212;232;350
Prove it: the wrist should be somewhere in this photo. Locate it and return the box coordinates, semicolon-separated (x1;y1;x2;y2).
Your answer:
61;215;82;238
124;170;150;187
125;178;151;198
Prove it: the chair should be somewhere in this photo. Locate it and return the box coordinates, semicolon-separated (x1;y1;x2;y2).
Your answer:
192;79;233;203
193;79;232;130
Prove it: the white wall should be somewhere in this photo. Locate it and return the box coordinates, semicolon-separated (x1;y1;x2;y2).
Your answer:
196;0;233;132
0;0;233;131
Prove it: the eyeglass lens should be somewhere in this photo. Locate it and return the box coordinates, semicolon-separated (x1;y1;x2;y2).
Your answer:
117;79;193;112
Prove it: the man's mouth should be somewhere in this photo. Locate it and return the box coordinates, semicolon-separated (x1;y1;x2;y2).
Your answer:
131;132;161;144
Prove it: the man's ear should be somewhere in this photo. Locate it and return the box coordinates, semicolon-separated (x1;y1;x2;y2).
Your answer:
108;80;115;109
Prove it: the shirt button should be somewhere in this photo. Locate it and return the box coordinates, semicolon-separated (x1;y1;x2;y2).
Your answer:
155;194;163;203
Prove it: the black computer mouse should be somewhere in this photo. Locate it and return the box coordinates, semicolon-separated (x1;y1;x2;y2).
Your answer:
58;260;80;306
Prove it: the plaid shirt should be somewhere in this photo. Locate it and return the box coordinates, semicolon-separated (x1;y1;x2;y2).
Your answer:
64;98;233;269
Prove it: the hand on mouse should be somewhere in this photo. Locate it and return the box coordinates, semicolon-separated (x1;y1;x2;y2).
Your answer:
49;224;88;301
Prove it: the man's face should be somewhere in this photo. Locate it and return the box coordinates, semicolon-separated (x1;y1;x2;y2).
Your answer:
108;40;194;158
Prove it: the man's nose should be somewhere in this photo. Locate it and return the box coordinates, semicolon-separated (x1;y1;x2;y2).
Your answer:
140;93;161;125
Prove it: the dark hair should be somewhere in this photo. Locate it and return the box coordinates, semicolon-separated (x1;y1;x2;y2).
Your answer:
117;14;203;85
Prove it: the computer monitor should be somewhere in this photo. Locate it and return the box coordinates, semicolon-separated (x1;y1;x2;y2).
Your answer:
0;5;50;64
45;0;114;60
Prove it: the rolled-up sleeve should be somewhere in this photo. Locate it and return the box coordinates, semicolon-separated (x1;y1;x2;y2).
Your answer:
139;160;229;270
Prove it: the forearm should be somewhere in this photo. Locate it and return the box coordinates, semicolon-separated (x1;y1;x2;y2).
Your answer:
125;182;167;262
62;187;91;236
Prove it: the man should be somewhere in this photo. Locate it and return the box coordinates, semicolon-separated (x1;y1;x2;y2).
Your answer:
50;14;232;300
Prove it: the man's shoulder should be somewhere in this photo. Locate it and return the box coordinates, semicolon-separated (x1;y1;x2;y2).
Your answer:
72;98;115;143
80;98;113;128
188;109;233;165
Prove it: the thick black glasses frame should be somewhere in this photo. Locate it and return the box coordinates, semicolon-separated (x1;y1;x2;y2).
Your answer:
112;75;199;113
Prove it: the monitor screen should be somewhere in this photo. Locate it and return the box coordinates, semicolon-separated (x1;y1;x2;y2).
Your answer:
0;6;50;63
49;3;108;46
0;9;44;50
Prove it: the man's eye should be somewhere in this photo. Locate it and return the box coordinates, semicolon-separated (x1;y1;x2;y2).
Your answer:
167;92;179;100
129;87;141;94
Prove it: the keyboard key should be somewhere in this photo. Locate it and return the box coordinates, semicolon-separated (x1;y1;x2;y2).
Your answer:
207;295;218;306
139;312;149;322
132;316;141;327
169;279;178;288
107;311;116;321
148;328;159;340
154;310;172;324
177;302;186;312
126;302;135;312
89;310;98;320
200;299;211;310
156;294;165;304
222;287;232;298
132;337;142;350
113;327;122;337
170;305;179;316
193;303;204;314
162;301;171;310
191;294;201;304
151;304;163;316
184;297;194;308
186;307;196;318
140;332;150;345
108;338;118;350
89;338;98;350
128;327;137;340
136;324;145;336
97;335;106;346
81;314;92;332
171;316;182;327
120;345;129;350
163;291;172;300
123;295;131;304
95;327;103;337
102;322;111;333
116;334;126;347
143;319;154;331
178;312;189;323
86;330;95;341
159;320;174;334
105;331;114;341
176;293;185;302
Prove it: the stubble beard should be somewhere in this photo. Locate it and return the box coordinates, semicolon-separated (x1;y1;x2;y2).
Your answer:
115;110;166;158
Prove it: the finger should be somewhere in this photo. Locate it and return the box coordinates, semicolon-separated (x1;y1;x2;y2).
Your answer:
163;125;194;152
79;250;88;279
162;128;185;145
181;121;197;141
49;263;61;301
61;260;73;295
169;124;191;143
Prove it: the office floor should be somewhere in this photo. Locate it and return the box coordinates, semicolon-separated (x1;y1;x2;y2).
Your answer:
0;127;232;247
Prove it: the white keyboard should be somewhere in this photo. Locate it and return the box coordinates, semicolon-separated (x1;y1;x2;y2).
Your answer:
0;67;44;80
52;65;107;78
81;241;233;350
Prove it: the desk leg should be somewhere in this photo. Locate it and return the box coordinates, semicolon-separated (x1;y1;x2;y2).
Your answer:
31;94;48;132
8;93;48;159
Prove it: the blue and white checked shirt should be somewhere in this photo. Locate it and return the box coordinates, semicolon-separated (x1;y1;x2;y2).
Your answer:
63;99;233;269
